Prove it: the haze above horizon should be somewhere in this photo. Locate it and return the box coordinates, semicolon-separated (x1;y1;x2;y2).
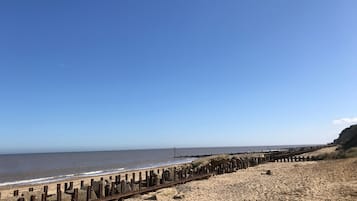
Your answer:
0;1;356;154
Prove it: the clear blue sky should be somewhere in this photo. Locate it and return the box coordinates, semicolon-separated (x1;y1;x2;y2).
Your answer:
0;1;356;153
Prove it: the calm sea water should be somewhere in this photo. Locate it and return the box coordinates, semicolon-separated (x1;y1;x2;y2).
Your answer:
0;145;310;186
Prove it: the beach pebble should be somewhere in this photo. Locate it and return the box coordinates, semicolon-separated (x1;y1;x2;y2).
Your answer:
173;193;185;199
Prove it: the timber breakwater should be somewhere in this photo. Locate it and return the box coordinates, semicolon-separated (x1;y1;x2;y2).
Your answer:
0;145;324;201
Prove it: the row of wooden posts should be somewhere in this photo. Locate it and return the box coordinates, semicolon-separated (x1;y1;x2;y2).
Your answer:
273;155;319;162
2;156;271;201
1;146;325;201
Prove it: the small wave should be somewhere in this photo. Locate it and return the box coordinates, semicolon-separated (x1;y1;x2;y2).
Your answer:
78;168;125;177
0;160;192;187
79;170;104;176
0;175;70;187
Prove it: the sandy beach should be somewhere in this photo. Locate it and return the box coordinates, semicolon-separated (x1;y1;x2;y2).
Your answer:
0;152;264;200
1;147;356;201
126;157;357;201
0;165;176;200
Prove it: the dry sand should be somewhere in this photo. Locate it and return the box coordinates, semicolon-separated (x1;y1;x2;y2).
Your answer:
298;146;338;157
127;157;357;201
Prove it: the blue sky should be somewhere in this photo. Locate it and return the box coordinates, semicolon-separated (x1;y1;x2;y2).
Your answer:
0;1;356;153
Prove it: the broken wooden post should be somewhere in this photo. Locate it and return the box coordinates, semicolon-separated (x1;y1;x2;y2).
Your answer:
81;180;84;189
14;190;19;197
30;195;36;201
29;187;34;192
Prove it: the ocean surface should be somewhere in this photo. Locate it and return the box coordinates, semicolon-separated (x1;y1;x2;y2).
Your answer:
0;145;311;186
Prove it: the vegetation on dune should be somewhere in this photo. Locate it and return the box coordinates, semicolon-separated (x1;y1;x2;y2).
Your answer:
334;124;357;150
319;125;357;160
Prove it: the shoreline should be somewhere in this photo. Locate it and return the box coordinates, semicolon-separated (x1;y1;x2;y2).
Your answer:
0;152;268;200
0;158;195;188
0;146;325;200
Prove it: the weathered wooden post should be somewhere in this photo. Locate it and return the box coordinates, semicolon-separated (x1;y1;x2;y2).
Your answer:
115;175;119;184
174;167;177;181
161;171;165;184
81;180;84;189
73;188;78;201
130;178;134;191
109;176;112;180
64;183;68;192
99;182;104;198
57;184;62;201
86;186;92;201
91;179;94;187
14;190;19;197
125;174;128;182
120;180;125;193
146;171;149;187
30;195;36;201
149;171;153;186
29;187;34;192
139;172;142;190
110;182;115;195
41;193;46;201
69;182;73;190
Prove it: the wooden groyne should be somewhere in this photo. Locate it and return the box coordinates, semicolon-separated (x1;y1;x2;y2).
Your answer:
0;145;325;201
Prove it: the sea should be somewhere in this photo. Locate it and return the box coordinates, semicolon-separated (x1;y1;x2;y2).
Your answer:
0;145;312;187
